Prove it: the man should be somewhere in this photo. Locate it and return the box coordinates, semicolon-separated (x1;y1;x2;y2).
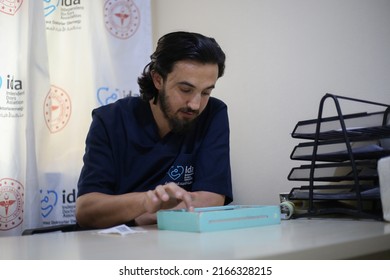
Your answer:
76;31;233;229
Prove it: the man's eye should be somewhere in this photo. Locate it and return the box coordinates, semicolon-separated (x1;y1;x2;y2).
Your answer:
180;88;192;93
202;91;211;96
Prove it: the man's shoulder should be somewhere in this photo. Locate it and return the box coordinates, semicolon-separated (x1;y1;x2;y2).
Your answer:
196;97;229;129
209;96;227;107
206;97;228;114
92;96;144;117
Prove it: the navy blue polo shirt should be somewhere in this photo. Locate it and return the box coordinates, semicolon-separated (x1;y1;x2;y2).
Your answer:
77;96;233;204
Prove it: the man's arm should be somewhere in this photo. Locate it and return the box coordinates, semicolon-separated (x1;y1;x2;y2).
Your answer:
76;192;145;229
76;185;224;228
75;182;194;229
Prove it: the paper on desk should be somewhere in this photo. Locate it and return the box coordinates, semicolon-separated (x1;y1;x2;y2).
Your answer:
98;224;147;236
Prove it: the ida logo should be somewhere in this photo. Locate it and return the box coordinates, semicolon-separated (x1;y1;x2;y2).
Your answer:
43;85;72;133
0;178;24;231
3;74;22;90
103;0;140;39
40;189;58;218
97;86;135;106
168;166;184;181
0;0;23;15
43;0;81;17
43;0;61;17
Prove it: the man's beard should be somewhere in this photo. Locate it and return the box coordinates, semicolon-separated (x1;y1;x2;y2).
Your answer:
158;89;199;134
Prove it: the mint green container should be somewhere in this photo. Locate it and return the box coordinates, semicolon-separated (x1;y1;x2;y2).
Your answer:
157;205;281;232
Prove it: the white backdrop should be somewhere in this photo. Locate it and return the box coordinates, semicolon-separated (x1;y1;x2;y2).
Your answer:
0;0;151;236
151;0;390;207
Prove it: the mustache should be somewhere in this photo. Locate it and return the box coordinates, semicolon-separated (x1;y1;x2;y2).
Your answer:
179;107;200;115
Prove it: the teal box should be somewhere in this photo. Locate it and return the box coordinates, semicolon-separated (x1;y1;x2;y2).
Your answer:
157;205;281;232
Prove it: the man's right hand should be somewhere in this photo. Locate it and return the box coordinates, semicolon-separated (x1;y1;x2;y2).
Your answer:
143;182;194;213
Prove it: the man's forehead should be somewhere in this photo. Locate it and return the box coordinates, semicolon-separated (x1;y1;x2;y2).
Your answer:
168;60;219;82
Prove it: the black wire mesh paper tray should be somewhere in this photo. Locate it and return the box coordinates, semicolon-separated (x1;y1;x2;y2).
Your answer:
288;186;381;201
290;140;390;162
286;93;389;220
291;111;390;141
288;160;378;182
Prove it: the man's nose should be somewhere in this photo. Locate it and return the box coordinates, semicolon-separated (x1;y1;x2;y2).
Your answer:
187;93;201;111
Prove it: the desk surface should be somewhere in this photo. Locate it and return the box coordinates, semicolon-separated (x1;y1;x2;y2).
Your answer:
1;218;390;260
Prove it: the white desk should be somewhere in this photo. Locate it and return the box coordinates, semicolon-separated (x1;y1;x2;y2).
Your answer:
1;218;390;259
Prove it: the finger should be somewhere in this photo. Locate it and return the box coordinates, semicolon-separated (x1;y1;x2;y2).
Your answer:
181;192;194;211
163;182;186;198
146;189;159;203
155;185;170;201
143;190;162;213
163;183;194;210
170;189;193;211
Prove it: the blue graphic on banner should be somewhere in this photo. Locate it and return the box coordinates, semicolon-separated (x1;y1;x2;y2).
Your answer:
43;0;61;17
97;86;137;106
40;189;58;218
40;188;77;224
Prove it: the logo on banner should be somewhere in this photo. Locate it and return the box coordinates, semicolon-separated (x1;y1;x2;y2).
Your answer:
0;74;25;118
44;85;72;133
0;0;23;15
44;0;84;31
40;189;58;218
40;173;76;225
97;86;137;106
43;0;61;17
40;188;76;225
104;0;140;39
0;178;24;231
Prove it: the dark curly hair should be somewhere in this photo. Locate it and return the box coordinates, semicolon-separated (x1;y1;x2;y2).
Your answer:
137;31;226;102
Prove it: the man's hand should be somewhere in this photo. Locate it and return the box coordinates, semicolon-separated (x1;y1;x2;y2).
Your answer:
143;182;194;213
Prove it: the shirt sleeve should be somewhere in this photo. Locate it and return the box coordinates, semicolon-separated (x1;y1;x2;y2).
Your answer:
192;102;233;204
77;109;117;197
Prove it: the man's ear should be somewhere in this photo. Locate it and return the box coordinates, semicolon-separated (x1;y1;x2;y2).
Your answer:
151;71;163;90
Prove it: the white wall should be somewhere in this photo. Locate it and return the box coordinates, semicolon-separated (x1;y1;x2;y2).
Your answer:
151;0;390;205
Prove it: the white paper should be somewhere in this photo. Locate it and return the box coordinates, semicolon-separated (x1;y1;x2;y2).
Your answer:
97;225;147;236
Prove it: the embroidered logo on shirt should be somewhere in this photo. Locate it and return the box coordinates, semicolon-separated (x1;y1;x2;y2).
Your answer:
167;165;194;186
168;166;184;181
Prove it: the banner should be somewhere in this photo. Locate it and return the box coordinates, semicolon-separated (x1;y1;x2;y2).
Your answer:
0;0;152;236
0;0;49;236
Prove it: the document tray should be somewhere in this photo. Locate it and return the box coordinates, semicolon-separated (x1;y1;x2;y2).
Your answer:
292;111;390;140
